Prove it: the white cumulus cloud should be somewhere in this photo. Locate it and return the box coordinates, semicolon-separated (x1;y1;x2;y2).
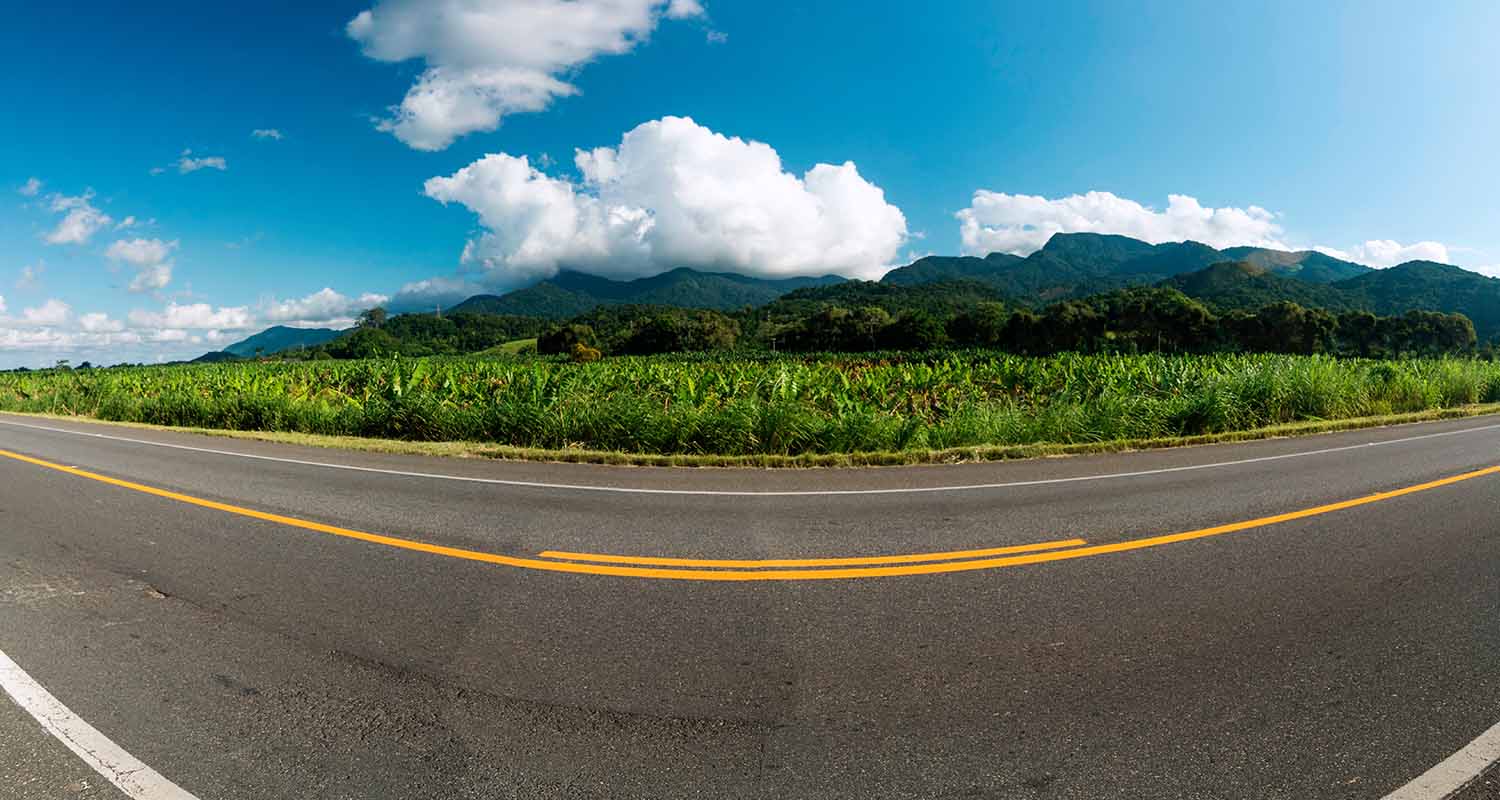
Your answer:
251;128;284;140
19;177;42;197
260;288;390;325
78;313;126;333
44;191;113;245
423;115;907;284
106;238;178;293
347;0;705;151
20;299;71;327
128;303;254;331
956;191;1287;257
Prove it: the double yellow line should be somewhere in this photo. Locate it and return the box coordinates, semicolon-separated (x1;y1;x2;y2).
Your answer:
1;446;1495;581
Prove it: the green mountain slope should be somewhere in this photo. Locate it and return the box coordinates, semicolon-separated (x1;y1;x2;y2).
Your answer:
879;253;1024;286
1336;261;1500;337
223;326;345;357
1160;262;1355;312
1219;247;1371;283
450;268;845;318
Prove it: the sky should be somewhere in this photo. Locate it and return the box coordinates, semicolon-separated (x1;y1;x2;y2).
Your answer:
3;0;1499;367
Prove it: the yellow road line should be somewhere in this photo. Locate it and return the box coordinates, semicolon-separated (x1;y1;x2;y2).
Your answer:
536;539;1088;568
0;446;1495;581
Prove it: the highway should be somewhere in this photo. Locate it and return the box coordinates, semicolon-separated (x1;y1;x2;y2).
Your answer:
0;410;1497;799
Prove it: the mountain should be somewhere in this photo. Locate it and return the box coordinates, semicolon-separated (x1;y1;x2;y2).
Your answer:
449;268;846;319
1160;262;1355;312
222;326;346;358
879;253;1024;286
1218;247;1371;283
879;234;1373;302
1336;261;1500;337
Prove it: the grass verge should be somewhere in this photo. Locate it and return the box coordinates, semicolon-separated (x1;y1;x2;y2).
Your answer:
5;402;1499;469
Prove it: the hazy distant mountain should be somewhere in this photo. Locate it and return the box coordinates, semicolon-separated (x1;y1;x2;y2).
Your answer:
1218;247;1371;283
449;267;845;318
222;326;345;357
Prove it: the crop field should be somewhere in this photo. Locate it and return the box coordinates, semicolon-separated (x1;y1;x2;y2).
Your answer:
2;352;1499;458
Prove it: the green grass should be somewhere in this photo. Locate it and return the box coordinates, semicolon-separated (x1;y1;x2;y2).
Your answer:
480;338;537;356
3;351;1500;462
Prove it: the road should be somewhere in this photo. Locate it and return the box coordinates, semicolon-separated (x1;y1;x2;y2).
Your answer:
0;410;1497;799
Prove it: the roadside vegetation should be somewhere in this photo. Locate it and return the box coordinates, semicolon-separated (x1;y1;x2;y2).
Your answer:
3;352;1499;459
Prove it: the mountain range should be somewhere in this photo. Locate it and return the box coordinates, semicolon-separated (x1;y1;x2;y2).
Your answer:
211;233;1500;358
448;267;845;318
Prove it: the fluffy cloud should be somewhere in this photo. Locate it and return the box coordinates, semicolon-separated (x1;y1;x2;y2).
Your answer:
347;0;704;151
1315;240;1450;268
78;312;125;333
106;238;178;293
251;128;284;140
127;303;254;331
19;177;42;197
957;191;1287;256
260;288;390;325
21;299;71;326
424;116;907;284
44;191;113;245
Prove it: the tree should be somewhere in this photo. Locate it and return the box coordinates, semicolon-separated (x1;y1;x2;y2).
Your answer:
357;307;388;329
946;302;1008;347
538;324;598;355
879;310;948;350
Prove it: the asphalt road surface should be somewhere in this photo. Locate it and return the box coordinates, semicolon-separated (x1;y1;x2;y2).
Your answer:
0;411;1497;799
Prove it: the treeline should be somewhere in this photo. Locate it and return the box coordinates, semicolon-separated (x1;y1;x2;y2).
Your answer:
280;285;1479;362
534;288;1477;359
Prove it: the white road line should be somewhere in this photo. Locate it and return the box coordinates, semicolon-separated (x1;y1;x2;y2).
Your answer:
1;415;1498;497
1382;720;1500;800
0;647;200;800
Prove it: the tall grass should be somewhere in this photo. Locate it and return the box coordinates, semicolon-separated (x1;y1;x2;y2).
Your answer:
2;352;1498;456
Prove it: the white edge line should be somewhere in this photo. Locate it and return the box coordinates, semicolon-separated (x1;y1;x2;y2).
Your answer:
1;415;1498;497
1382;719;1500;800
0;647;200;800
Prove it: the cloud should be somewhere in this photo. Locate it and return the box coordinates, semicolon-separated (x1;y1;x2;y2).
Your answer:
957;191;1287;256
15;263;43;291
390;276;486;311
0;296;6;314
20;299;71;326
251;128;284;140
115;216;138;230
78;313;125;333
260;288;390;325
19;177;42;197
1314;240;1450;269
347;0;705;151
127;303;254;331
423;115;907;285
43;191;114;245
172;149;227;174
106;238;178;293
705;29;728;44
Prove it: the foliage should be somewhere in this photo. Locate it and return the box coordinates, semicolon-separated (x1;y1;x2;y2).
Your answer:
4;352;1500;457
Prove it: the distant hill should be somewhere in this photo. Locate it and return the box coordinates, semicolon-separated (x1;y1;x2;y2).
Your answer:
450;268;845;319
1160;262;1355;312
222;326;346;358
1219;247;1372;283
763;279;1007;320
1336;261;1500;337
879;253;1024;286
1161;259;1500;339
879;233;1371;302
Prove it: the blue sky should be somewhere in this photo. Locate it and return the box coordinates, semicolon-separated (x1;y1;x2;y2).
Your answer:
3;0;1498;366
